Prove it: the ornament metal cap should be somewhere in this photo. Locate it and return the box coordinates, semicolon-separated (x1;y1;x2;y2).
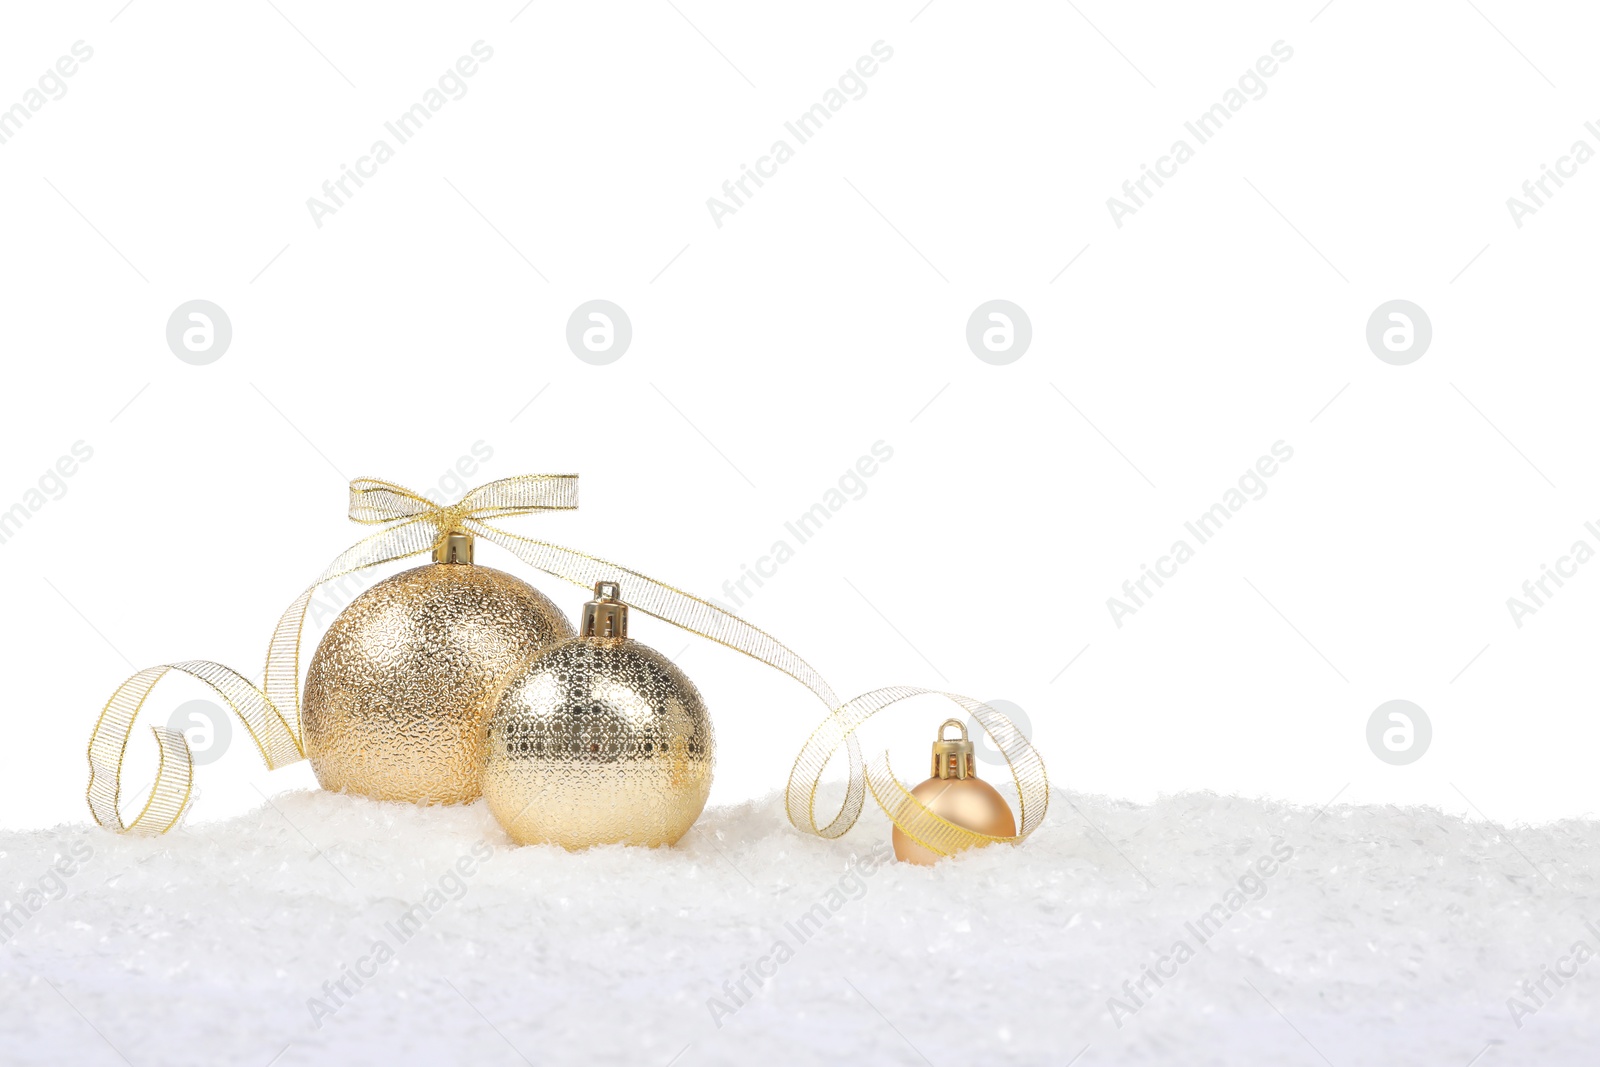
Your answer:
432;529;475;565
580;580;628;641
930;718;976;780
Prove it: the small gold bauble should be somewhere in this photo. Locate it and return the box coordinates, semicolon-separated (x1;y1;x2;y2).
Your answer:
484;582;714;849
892;719;1016;865
302;537;573;805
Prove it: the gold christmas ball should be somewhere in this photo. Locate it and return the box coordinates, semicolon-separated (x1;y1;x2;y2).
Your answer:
484;582;713;849
892;719;1016;866
302;537;573;805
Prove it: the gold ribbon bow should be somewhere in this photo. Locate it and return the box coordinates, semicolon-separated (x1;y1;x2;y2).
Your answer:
87;475;1048;856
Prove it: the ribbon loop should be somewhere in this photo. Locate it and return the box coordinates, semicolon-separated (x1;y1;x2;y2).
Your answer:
347;474;580;526
86;473;1047;856
346;479;440;523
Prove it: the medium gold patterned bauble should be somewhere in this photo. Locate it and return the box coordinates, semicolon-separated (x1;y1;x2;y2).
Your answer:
302;532;573;805
892;719;1016;866
484;581;714;849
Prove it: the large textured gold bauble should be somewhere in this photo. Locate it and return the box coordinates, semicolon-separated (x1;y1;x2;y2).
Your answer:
483;638;714;848
302;562;573;804
891;776;1016;866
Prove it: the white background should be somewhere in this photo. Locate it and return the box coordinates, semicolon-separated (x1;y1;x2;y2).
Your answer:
2;0;1596;833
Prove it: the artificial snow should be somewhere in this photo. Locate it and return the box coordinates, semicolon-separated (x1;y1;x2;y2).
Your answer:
1;787;1596;1065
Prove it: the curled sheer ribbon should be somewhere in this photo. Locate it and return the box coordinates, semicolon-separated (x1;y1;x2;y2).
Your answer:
86;475;1049;854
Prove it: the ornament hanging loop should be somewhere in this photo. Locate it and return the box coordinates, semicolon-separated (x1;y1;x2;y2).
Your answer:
432;529;475;564
931;718;975;780
580;580;629;642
